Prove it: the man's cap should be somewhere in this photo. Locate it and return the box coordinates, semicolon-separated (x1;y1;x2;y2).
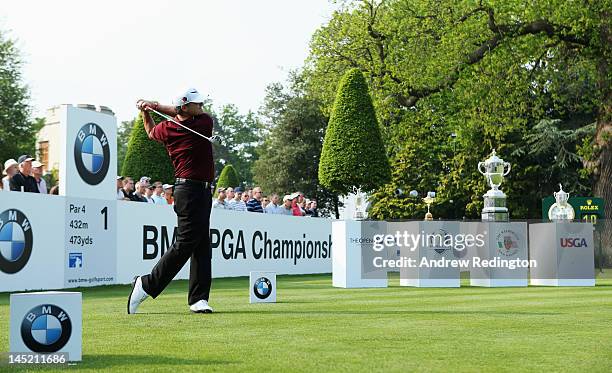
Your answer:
32;161;44;168
173;88;205;107
147;185;155;190
289;192;300;200
139;176;151;184
234;187;244;193
162;184;173;190
217;187;226;193
283;195;292;202
117;175;124;180
17;155;34;164
3;159;17;174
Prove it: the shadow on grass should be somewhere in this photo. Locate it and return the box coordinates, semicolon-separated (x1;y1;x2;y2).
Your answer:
137;309;561;316
75;354;235;367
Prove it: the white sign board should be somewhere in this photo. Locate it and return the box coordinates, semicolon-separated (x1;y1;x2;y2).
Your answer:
10;291;82;361
250;271;276;303
59;104;116;200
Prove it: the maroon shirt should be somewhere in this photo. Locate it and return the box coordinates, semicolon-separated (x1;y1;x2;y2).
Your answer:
149;113;215;182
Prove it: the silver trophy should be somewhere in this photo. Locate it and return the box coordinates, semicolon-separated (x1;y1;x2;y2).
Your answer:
478;149;511;222
548;184;575;221
352;187;367;220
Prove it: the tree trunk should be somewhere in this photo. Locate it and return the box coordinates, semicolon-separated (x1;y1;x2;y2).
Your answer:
593;10;612;265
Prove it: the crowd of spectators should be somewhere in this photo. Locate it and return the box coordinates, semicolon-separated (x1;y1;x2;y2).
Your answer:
1;155;56;194
3;159;320;217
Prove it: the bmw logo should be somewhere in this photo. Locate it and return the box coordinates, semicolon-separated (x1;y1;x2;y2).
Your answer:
0;209;33;274
21;304;72;353
253;277;272;299
74;123;110;185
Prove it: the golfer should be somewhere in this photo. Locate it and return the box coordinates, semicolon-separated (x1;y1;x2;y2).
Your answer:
128;88;215;314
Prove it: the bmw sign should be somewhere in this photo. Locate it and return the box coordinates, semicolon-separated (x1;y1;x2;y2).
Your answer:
253;277;273;300
0;209;33;274
21;304;72;353
74;123;110;185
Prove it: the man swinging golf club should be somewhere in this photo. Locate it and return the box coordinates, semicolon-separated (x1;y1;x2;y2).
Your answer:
128;88;216;314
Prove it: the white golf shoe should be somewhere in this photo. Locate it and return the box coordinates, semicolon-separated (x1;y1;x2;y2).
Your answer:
190;300;213;313
127;276;149;314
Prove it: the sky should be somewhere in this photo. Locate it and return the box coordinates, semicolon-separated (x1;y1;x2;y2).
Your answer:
0;0;336;123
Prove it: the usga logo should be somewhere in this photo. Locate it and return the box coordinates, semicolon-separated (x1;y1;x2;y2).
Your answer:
253;277;273;299
560;238;588;248
496;230;519;257
0;209;33;274
74;123;110;185
21;304;72;353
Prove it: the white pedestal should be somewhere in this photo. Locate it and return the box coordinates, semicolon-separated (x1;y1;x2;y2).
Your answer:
332;220;388;288
469;222;528;287
529;222;595;286
10;291;82;361
250;271;277;303
391;221;460;288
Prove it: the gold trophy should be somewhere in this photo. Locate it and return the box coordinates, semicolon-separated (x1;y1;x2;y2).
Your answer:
423;191;436;221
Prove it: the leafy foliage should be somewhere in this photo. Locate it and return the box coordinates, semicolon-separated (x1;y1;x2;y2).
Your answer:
318;68;391;194
216;164;240;189
121;113;175;183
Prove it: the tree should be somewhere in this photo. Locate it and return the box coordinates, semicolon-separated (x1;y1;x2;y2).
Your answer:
318;68;391;194
117;119;134;172
121;113;174;183
306;0;608;224
0;30;39;162
216;164;240;188
212;104;262;185
253;73;339;217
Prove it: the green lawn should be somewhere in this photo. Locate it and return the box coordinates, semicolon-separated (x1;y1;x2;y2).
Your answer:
1;273;612;372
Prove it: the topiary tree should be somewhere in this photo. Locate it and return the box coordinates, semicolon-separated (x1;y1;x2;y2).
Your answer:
121;113;175;184
318;68;390;194
216;164;240;188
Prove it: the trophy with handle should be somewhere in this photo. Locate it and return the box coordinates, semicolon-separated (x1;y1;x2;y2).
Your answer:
478;149;511;222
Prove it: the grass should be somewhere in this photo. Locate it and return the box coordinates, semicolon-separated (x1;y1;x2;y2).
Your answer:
1;273;612;372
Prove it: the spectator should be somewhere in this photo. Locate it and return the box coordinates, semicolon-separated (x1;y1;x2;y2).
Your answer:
261;196;270;210
2;159;18;192
117;176;125;199
151;181;167;204
227;187;243;210
163;184;174;205
32;161;47;194
213;187;227;209
119;177;135;200
139;176;151;188
246;187;264;213
145;185;155;203
132;181;148;202
10;155;39;193
49;185;59;195
306;199;319;217
233;189;248;212
281;195;294;215
225;187;235;207
290;193;303;216
265;194;283;214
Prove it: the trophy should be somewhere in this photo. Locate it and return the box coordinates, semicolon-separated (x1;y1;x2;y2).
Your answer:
478;149;511;222
423;191;436;221
352;187;366;220
548;184;575;221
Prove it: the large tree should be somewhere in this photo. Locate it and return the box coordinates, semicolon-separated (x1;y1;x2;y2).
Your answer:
306;0;608;224
253;74;339;217
0;30;39;163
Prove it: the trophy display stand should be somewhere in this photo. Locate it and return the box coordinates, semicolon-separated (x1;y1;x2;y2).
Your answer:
394;221;461;288
529;222;595;286
469;222;529;287
332;220;388;288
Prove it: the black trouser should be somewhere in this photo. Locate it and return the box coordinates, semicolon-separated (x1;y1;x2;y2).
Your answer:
141;182;212;305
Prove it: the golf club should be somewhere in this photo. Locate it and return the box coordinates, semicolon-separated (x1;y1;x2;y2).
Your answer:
138;102;221;144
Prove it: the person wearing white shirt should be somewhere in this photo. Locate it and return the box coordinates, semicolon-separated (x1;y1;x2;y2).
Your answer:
2;159;18;192
265;194;284;214
32;161;47;194
212;187;228;209
151;182;167;204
